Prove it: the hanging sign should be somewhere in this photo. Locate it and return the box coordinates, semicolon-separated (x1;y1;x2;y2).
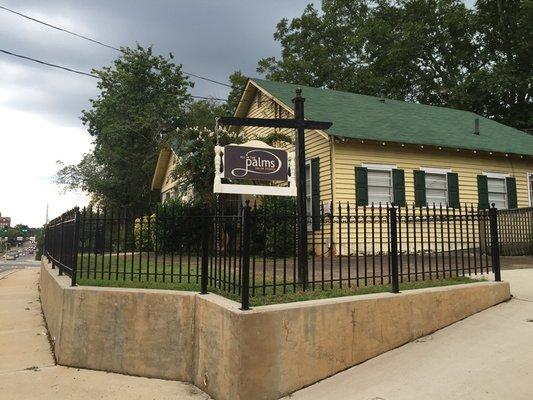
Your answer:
223;145;288;181
213;140;296;197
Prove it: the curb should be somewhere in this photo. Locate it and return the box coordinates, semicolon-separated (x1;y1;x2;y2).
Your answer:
0;269;18;280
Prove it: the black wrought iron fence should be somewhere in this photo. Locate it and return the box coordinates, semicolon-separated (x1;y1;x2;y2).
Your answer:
44;201;513;308
497;207;533;256
44;207;80;285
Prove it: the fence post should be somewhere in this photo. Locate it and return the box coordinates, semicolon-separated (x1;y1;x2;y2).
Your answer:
44;224;50;264
389;204;400;293
200;205;210;295
489;204;502;282
71;208;80;287
58;214;64;276
241;201;252;310
49;223;55;269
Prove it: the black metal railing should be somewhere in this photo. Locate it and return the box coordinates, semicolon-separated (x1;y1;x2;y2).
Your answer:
43;201;518;307
44;207;80;285
497;207;533;256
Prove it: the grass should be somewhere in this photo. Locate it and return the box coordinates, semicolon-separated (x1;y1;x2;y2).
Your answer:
245;276;482;306
77;275;483;307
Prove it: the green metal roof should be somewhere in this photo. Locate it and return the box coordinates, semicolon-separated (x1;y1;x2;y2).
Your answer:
251;78;533;156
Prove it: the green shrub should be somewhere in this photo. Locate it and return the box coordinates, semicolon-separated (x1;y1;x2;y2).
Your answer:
251;197;296;257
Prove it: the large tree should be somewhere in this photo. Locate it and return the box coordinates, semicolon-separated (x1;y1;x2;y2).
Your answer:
258;0;532;130
455;0;533;130
57;45;192;212
169;100;243;202
225;70;248;114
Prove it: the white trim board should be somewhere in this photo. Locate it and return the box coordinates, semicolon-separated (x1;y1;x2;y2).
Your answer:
526;172;533;207
362;163;397;170
483;172;510;179
420;167;452;174
214;183;296;197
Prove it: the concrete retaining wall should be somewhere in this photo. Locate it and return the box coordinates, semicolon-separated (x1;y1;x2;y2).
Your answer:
40;262;197;381
40;260;510;400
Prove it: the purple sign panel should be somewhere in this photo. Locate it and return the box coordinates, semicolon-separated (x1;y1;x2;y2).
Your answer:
223;145;288;181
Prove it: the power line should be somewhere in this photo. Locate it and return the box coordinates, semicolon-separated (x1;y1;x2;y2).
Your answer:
191;95;227;102
0;3;234;88
0;47;228;101
182;72;232;88
0;48;98;78
0;4;120;51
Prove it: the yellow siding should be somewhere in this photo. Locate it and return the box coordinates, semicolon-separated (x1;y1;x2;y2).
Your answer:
240;88;333;254
161;152;178;194
329;140;533;254
241;89;333;204
334;140;533;207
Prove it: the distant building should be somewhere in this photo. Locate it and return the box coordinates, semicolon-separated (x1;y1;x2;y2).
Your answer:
0;212;11;229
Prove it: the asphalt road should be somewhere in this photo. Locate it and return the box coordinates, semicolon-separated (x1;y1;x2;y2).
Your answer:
0;244;40;274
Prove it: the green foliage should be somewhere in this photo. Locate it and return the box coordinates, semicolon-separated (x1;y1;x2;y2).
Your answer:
225;70;248;114
154;200;206;252
134;214;156;251
77;274;480;306
132;200;206;252
258;0;532;130
35;229;44;260
251;197;296;257
56;45;192;212
455;0;533;131
0;226;26;245
169;101;244;202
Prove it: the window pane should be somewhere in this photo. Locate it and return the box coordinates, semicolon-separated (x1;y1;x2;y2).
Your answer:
367;169;392;204
427;187;447;205
491;199;506;209
487;178;505;193
368;170;391;186
305;164;312;194
306;163;312;217
368;194;392;205
426;173;447;189
487;177;507;209
489;192;506;201
368;186;391;195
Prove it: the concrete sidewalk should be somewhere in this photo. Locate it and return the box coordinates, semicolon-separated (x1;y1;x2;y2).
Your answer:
286;268;533;400
0;268;210;400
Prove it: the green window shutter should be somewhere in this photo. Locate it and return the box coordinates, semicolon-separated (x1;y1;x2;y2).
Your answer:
506;177;517;209
311;158;321;230
413;170;426;207
392;169;406;206
477;175;489;209
355;167;368;206
447;172;460;208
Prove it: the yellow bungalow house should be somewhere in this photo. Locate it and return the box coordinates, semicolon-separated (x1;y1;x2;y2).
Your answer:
152;79;533;255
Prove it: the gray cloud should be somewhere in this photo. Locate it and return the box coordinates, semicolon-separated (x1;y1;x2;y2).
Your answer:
0;0;316;128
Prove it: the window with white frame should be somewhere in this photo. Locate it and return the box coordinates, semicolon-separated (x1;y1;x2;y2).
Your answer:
367;169;393;204
425;172;448;205
487;176;507;209
305;161;312;227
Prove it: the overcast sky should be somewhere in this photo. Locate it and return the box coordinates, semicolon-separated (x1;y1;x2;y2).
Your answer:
0;0;320;227
0;0;475;227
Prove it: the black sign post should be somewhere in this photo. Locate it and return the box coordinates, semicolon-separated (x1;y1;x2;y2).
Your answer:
218;89;332;287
